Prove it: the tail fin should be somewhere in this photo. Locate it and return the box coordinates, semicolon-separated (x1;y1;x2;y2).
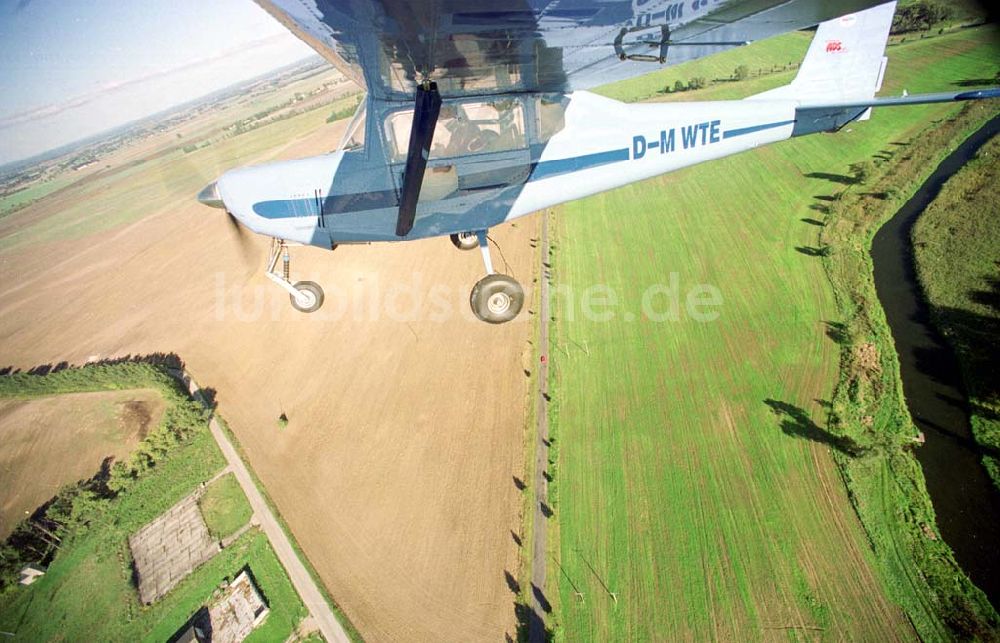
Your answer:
744;2;1000;135
751;2;895;106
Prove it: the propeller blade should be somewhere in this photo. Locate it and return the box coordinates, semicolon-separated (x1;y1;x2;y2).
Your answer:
224;209;258;277
194;180;257;277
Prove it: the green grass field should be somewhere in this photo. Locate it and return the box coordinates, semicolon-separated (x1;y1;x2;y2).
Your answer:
913;133;1000;489
0;176;77;218
548;26;999;640
199;472;254;540
594;31;812;103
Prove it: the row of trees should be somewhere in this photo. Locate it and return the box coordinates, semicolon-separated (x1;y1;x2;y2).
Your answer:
891;0;953;34
664;62;799;95
668;76;708;93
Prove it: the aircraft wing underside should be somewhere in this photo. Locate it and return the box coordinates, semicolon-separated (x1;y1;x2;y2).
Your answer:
255;0;891;101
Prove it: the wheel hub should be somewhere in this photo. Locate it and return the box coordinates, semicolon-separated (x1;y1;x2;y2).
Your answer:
487;292;511;315
296;290;317;308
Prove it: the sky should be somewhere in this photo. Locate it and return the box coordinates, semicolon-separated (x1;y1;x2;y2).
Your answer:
0;0;317;165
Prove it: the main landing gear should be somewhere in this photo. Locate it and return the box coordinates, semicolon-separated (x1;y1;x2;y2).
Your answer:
270;231;523;322
266;238;324;313
454;230;524;324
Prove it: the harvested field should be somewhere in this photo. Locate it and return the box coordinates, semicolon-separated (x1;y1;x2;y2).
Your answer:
0;84;536;639
0;388;164;538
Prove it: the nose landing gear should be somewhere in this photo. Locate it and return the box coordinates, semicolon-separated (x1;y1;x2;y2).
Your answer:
467;230;523;324
266;238;325;313
450;230;479;250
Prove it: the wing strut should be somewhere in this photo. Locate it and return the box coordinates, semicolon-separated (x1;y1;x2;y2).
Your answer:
396;82;442;237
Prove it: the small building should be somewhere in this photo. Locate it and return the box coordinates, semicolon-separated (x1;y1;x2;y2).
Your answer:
206;571;270;643
18;563;46;586
172;570;270;643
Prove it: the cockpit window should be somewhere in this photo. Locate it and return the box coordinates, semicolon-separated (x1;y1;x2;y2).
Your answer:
536;94;568;142
385;98;526;162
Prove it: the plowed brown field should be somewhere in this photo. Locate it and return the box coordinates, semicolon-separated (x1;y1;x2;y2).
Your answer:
0;99;537;640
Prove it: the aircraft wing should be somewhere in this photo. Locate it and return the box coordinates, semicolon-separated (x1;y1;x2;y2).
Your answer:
255;0;893;101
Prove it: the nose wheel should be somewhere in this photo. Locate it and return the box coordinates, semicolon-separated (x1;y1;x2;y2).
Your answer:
266;239;326;313
468;230;523;324
289;281;324;313
450;231;479;250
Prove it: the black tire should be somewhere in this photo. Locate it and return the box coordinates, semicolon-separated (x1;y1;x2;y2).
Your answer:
450;231;479;251
290;281;324;313
470;274;524;324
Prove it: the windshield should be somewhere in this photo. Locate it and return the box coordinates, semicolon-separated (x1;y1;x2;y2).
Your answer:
385;98;526;162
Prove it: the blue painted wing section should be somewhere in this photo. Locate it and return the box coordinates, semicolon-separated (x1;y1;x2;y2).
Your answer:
255;0;891;101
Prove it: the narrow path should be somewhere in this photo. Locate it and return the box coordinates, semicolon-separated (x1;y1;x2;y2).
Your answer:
178;371;351;643
529;211;552;642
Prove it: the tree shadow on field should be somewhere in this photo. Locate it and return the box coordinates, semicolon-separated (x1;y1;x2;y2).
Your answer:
805;171;858;185
514;601;552;642
922;292;1000;402
764;399;864;456
0;353;186;382
800;217;825;226
969;274;1000;314
532;583;553;613
504;570;520;594
823;321;849;345
953;78;999;87
795;245;829;257
26;362;70;375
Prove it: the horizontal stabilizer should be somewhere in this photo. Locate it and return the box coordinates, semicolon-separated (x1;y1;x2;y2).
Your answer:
802;87;1000;110
791;88;1000;135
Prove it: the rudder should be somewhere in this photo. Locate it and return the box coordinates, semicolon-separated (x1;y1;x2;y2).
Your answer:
751;1;896;109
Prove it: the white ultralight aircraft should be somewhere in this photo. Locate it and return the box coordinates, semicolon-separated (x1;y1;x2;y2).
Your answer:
197;0;999;323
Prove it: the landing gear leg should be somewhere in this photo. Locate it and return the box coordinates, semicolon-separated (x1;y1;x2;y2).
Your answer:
265;239;325;313
469;230;523;324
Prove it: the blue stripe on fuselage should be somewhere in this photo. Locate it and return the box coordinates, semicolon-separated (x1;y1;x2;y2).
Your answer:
529;147;630;180
251;120;793;218
722;119;795;139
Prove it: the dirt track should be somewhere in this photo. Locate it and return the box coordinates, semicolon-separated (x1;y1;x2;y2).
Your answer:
0;125;538;640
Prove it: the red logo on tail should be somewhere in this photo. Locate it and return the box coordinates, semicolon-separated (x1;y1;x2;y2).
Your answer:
825;40;844;53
